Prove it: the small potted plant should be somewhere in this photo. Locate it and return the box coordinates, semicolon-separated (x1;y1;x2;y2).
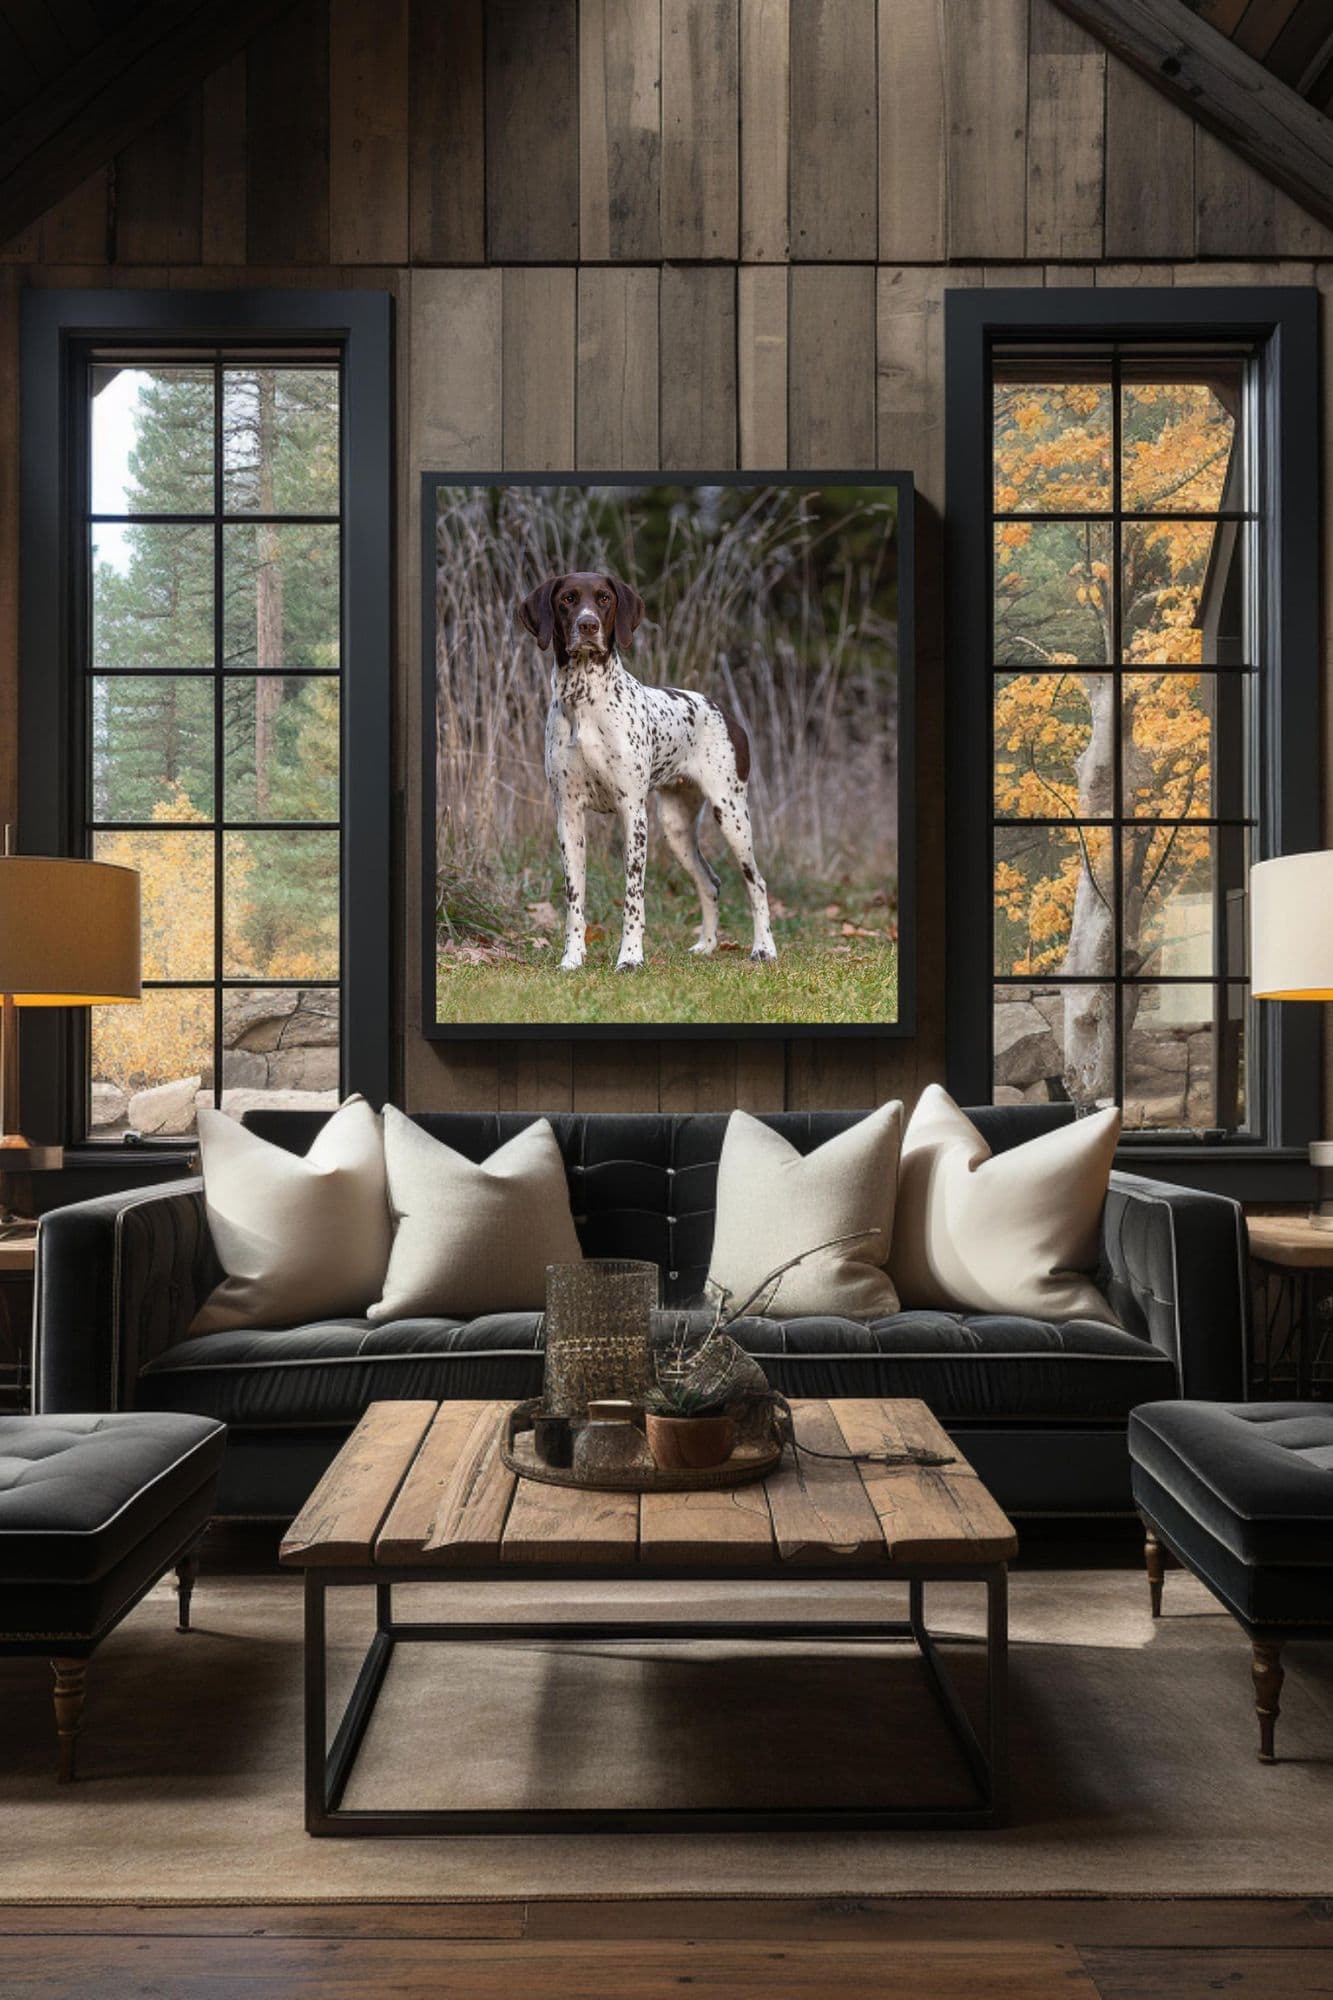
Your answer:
644;1367;738;1470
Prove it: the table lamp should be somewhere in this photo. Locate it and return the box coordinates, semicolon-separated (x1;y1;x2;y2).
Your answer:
1250;850;1333;1230
0;836;141;1232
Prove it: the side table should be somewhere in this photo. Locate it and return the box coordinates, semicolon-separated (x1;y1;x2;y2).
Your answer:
0;1230;37;1413
1246;1211;1333;1399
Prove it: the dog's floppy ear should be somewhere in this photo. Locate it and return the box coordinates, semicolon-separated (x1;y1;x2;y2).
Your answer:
518;577;560;650
610;576;645;651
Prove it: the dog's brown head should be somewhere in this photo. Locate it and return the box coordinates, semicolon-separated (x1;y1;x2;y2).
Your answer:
518;572;644;664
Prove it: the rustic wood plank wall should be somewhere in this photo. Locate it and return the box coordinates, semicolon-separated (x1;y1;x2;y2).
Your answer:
0;0;1329;1120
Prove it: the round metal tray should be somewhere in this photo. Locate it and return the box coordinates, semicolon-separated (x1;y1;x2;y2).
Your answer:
500;1403;785;1493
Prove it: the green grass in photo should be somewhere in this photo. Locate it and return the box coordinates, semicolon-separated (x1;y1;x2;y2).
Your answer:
435;844;898;1028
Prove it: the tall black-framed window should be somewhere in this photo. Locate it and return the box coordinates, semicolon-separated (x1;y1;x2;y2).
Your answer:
946;290;1321;1162
20;291;393;1146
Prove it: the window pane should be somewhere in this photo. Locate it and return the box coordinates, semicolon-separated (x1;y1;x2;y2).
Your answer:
1123;826;1249;980
93;525;214;671
1122;519;1246;667
90;988;214;1138
222;523;339;671
93;828;214;980
1122;672;1250;821
91;365;214;516
994;521;1113;666
1124;983;1246;1131
221;985;339;1113
994;672;1111;820
1121;362;1245;513
994;824;1114;977
222;367;340;515
993;984;1116;1107
91;676;213;821
223;678;339;821
224;830;339;978
992;374;1112;513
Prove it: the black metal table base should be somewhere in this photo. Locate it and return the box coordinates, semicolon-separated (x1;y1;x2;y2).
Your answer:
302;1564;1009;1835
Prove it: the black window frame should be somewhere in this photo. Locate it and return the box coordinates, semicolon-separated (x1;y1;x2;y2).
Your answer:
945;288;1321;1183
19;289;394;1147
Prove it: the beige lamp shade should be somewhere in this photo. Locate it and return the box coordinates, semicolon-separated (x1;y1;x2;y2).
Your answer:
0;856;141;1004
1250;851;1333;1001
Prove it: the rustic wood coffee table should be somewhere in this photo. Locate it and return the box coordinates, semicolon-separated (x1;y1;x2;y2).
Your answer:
280;1396;1017;1835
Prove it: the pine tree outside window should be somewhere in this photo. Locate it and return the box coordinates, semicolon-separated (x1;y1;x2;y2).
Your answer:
85;355;343;1139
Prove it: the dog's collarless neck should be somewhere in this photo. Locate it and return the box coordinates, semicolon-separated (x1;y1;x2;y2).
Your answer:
553;649;625;698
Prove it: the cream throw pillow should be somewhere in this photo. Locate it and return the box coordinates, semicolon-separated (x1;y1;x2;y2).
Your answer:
705;1104;904;1320
190;1095;392;1334
369;1107;582;1321
891;1085;1120;1322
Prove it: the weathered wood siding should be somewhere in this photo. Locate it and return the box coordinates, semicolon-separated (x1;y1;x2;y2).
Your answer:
1;0;1329;1117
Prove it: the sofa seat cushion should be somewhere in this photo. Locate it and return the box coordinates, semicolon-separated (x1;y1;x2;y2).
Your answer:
139;1316;549;1425
138;1309;1172;1428
0;1412;225;1583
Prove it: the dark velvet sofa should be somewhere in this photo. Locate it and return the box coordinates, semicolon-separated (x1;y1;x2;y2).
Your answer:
34;1104;1248;1521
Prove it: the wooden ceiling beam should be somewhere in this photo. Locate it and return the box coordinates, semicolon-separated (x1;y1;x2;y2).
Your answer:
1051;0;1333;229
0;0;303;248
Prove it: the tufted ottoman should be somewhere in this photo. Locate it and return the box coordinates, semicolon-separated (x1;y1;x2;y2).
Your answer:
0;1412;225;1780
1130;1401;1333;1761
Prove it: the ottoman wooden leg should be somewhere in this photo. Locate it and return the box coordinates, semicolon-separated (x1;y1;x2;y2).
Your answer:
1143;1523;1166;1618
1252;1642;1284;1763
176;1544;202;1632
50;1659;87;1784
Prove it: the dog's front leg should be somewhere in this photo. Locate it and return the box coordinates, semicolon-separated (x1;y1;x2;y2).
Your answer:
616;800;649;971
556;796;588;971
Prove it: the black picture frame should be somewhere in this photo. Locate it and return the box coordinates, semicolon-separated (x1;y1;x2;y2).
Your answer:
421;470;917;1042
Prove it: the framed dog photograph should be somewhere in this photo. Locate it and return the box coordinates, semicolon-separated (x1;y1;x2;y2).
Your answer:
422;472;914;1038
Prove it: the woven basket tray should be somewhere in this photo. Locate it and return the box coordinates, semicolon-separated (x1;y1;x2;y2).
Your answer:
500;1402;784;1493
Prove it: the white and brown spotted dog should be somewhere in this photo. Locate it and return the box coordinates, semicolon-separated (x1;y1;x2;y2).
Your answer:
519;571;777;972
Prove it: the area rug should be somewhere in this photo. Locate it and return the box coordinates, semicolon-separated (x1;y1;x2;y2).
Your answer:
2;1567;1331;1902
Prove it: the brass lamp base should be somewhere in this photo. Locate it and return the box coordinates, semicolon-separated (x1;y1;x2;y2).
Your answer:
0;1139;63;1237
1309;1141;1333;1232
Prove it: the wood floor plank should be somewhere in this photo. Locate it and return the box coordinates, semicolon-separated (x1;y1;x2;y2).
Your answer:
766;1399;887;1564
638;1480;774;1565
501;1476;639;1565
1080;1946;1333;1998
279;1402;437;1567
0;1937;1097;1997
378;1400;515;1566
834;1401;1018;1565
521;1899;1333;1946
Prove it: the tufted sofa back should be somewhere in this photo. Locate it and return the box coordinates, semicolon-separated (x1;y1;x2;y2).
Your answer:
243;1104;1077;1306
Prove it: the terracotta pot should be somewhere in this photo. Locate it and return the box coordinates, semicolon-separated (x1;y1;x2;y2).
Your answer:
645;1411;736;1471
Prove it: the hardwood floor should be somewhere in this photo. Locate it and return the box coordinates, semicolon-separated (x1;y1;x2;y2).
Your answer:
2;1900;1330;1997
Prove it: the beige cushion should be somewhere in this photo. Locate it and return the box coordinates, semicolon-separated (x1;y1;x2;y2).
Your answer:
705;1103;904;1320
190;1095;392;1335
891;1085;1120;1322
368;1107;582;1322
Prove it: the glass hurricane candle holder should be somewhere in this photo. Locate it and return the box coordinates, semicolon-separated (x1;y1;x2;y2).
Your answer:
541;1259;660;1416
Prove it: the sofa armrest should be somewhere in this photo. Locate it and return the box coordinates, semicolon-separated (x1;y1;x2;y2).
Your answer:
1100;1170;1248;1402
35;1180;218;1412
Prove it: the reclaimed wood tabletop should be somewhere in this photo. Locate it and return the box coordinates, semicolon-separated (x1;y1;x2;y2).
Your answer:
279;1397;1018;1572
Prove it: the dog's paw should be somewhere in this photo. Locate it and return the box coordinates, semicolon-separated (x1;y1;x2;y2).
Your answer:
749;945;778;964
559;952;585;972
615;954;644;973
689;938;718;958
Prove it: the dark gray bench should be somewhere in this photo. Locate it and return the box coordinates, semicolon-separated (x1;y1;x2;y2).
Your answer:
0;1412;225;1780
1130;1401;1333;1761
